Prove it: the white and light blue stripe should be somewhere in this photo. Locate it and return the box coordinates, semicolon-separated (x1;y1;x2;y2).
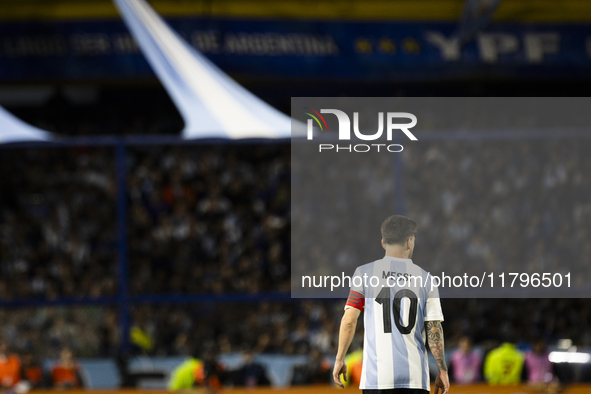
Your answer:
356;257;442;391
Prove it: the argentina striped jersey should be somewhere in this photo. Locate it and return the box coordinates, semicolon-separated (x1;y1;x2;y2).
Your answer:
345;256;444;390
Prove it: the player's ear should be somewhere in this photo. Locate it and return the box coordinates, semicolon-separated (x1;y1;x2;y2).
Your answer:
381;239;386;250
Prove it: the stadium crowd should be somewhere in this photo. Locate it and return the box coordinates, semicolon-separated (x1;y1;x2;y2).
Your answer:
1;298;591;387
126;145;290;295
293;139;591;286
0;144;290;300
0;139;591;387
403;140;591;283
0;147;118;300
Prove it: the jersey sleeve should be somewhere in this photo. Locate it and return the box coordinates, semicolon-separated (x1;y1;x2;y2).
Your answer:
424;275;444;321
345;267;365;311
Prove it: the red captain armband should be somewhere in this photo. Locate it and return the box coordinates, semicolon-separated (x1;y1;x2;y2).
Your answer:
345;290;365;311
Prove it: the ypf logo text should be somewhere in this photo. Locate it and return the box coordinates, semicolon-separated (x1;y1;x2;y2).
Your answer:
304;109;417;152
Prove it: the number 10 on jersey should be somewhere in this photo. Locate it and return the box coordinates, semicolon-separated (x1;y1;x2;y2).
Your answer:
375;287;418;335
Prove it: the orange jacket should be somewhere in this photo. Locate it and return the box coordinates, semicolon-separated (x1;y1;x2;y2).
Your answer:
51;363;81;387
0;355;21;388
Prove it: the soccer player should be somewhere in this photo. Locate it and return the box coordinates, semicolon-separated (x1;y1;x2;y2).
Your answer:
333;215;449;394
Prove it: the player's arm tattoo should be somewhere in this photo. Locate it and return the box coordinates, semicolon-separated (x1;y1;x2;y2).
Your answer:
425;321;447;372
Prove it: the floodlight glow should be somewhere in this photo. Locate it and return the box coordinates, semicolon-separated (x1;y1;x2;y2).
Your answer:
548;351;591;364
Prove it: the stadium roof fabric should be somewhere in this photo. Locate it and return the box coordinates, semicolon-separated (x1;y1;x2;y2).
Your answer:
113;0;294;139
0;106;51;144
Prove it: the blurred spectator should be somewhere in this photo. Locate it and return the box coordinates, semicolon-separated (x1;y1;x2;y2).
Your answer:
130;326;154;355
524;339;560;394
201;347;225;390
450;336;482;384
0;340;21;389
290;348;331;385
116;352;134;388
168;346;223;391
51;347;84;389
344;348;363;388
484;342;524;385
230;349;270;387
168;355;205;390
21;350;47;388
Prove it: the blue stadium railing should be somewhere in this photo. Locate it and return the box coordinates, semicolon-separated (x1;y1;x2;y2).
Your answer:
1;129;590;352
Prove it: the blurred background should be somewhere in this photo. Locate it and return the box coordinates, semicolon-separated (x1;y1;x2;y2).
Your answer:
0;0;591;393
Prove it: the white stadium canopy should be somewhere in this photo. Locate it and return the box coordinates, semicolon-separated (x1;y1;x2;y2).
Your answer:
113;0;296;140
0;106;51;144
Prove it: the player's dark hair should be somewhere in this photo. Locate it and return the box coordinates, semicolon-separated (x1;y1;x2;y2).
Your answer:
381;215;418;245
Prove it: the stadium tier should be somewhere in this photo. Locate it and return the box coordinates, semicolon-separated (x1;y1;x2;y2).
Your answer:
1;0;591;391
